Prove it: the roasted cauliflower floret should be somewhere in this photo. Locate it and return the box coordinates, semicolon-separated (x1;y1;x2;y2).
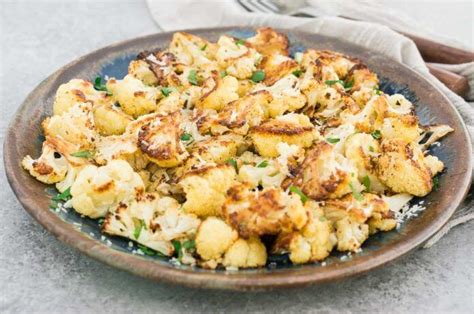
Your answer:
283;141;361;200
70;160;145;218
273;201;336;264
381;115;421;142
107;75;159;118
346;64;379;91
42;101;98;149
250;113;317;157
169;32;217;66
205;91;270;135
179;164;236;217
255;74;306;117
195;217;238;261
53;79;104;115
335;216;369;252
93;102;133;136
260;54;298;86
300;49;357;79
128;59;159;86
223;236;267;268
138;111;189;167
196;72;239;111
344;133;386;193
190;133;247;164
376;139;441;196
246;27;289;57
223;183;308;238
215;35;262;79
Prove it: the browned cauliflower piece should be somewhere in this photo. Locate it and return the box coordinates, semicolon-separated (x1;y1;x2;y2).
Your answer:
250;113;317;157
128;59;159;86
346;64;379;91
215;35;262;79
283;141;361;200
246;27;289;57
189;133;247;164
273;201;337;264
300;49;358;79
178;164;236;218
203;91;271;135
376;139;442;196
196;71;239;111
93;101;133;136
223;236;267;269
260;54;298;86
168;32;217;66
223;183;308;238
53;79;105;115
138;111;189;167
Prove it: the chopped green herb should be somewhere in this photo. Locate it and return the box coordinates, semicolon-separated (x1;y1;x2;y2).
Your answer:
133;219;145;240
235;38;245;46
368;146;375;152
371;130;381;139
200;44;207;51
220;70;227;78
183;239;195;250
319;216;327;222
180;132;193;141
70;150;95;158
161;87;173;97
362;175;371;191
188;69;199;85
326;137;340;144
52;187;72;202
292;69;303;77
256;160;268;168
172;240;184;260
137;244;162;256
433;176;439;190
251;70;265;83
325;79;353;91
349;182;364;201
375;89;382;95
97;218;105;226
289;186;308;203
49;201;58;210
226;158;238;171
93;76;112;95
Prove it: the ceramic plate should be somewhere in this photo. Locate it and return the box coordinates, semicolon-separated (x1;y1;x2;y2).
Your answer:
4;27;472;291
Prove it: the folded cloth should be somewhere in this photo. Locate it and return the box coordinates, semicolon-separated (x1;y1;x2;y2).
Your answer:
146;0;473;246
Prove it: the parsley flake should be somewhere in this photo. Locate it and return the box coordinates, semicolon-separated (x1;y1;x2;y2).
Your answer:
289;186;308;203
349;182;364;201
251;70;265;83
220;70;227;78
200;44;207;51
93;76;112;96
71;150;95;158
133;219;146;240
326;137;340;144
161;87;173;97
325;79;353;91
256;160;268;168
180;132;193;141
52;187;72;202
292;69;303;77
188;70;199;86
235;39;245;46
433;176;440;190
362;175;371;191
226;158;238;171
137;244;162;256
371;130;381;139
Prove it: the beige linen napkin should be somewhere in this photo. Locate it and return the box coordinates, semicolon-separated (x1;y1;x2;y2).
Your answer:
146;0;473;246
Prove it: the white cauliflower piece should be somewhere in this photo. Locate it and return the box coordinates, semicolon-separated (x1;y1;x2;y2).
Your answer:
223;237;267;268
215;35;262;79
195;217;238;261
53;79;105;115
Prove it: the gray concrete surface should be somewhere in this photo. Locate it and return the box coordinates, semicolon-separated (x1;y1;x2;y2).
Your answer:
1;1;473;313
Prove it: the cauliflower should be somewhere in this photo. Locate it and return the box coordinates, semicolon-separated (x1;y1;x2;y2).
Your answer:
223;183;308;238
179;164;236;217
260;54;298;86
273;201;336;264
223;236;267;268
300;49;357;79
196;72;239;111
418;124;454;151
254;74;306;117
70;160;145;218
335;216;369;252
189;133;247;164
215;35;262;79
246;27;289;57
381;115;421;143
169;32;217;66
138;111;189;167
94;135;149;171
42;101;98;149
340;94;388;133
53;79;104;115
93;101;133;136
195;217;238;261
250;113;317;157
346;64;379;91
128;59;159;86
204;91;270;135
21;136;88;184
283;141;361;200
344;133;386;193
376;139;441;196
107;75;159;118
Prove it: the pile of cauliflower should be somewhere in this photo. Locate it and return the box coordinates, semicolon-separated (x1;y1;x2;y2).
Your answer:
22;28;453;269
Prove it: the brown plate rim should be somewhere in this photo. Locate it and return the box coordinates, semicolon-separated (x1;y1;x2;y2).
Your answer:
4;26;472;291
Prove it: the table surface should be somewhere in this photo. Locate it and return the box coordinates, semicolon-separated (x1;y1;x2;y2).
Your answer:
1;1;473;313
